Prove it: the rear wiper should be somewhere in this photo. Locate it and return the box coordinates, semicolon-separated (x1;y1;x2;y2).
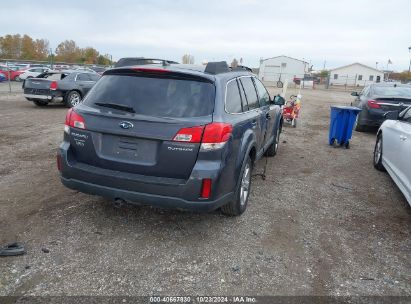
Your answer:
94;102;135;113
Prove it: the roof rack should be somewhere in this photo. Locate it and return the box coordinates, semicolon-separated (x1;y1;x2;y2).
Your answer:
204;61;230;74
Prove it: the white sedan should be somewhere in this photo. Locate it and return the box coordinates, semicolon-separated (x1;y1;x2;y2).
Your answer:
374;106;411;205
19;67;50;81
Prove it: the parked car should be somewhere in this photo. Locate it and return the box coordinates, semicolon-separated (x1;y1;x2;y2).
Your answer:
351;83;411;132
22;71;100;107
19;67;51;80
374;106;411;206
0;73;6;82
114;57;179;68
57;62;285;216
0;66;25;81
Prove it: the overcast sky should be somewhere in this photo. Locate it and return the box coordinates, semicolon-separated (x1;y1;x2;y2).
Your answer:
1;0;410;71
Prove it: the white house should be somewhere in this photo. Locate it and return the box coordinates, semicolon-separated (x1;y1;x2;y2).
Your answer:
259;55;308;84
329;63;384;86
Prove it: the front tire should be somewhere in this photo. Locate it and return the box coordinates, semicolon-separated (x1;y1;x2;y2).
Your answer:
65;91;82;108
373;133;385;171
14;76;21;82
221;155;252;216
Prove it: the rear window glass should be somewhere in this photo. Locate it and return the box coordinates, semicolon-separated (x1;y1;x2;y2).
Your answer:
373;86;411;97
83;75;215;118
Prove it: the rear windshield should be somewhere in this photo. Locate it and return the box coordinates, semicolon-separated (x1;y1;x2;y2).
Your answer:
373;86;411;97
83;75;215;118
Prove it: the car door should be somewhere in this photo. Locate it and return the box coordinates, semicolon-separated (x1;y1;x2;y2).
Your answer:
75;73;97;95
253;77;276;148
395;108;411;201
238;76;264;152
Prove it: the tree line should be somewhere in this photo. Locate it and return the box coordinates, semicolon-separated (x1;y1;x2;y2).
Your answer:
0;34;111;65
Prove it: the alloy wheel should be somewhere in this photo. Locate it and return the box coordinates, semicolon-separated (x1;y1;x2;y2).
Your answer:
240;162;251;206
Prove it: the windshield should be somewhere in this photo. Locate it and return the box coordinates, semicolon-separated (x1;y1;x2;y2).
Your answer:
373;86;411;97
83;75;215;118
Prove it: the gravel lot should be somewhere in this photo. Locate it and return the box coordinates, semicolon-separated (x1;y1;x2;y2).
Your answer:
0;85;410;296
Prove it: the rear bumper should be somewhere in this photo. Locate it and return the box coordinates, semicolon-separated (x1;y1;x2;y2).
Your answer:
61;176;232;212
58;143;234;212
359;108;386;127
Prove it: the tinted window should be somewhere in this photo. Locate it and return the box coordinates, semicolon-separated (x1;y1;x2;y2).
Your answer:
89;74;100;81
238;81;248;111
240;77;259;110
225;80;242;113
77;73;90;81
253;78;270;107
83;75;215;118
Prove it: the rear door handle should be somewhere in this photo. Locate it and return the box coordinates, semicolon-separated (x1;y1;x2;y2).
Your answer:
400;135;407;141
265;113;271;119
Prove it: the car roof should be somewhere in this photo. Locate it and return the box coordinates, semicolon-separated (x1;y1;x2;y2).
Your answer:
370;83;410;88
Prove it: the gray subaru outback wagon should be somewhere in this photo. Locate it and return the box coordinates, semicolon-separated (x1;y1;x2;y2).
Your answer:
58;62;284;216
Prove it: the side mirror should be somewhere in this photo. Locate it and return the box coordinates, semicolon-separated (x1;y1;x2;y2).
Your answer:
384;111;399;121
351;91;359;96
273;95;285;106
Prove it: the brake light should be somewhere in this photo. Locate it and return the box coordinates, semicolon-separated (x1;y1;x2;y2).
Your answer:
64;108;86;130
200;178;212;199
132;67;169;73
173;126;204;143
50;81;58;90
368;100;381;109
57;154;62;172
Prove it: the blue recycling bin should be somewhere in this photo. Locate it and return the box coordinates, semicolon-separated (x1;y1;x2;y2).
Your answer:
329;106;362;148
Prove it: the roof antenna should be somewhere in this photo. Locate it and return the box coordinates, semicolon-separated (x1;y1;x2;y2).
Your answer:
162;60;170;67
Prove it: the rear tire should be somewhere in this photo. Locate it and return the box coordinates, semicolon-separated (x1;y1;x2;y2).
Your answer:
355;113;367;132
373;133;385;171
265;125;281;157
65;91;82;108
221;155;252;216
32;100;48;107
14;76;21;82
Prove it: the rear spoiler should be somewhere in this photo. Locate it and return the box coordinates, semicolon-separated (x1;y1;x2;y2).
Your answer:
103;67;214;83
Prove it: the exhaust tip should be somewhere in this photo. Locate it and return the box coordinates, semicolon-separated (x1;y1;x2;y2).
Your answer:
113;198;126;208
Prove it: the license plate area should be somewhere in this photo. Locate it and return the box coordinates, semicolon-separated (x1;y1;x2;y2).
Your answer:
100;134;158;165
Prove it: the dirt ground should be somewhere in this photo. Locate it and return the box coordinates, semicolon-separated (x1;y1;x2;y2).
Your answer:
0;86;410;297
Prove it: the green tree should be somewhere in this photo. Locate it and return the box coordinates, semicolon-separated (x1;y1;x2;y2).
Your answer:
20;34;35;60
55;40;81;63
0;34;22;59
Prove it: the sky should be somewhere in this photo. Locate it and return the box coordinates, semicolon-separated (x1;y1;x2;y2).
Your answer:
1;0;410;71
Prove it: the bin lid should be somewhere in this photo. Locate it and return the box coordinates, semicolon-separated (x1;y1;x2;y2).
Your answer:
330;106;362;112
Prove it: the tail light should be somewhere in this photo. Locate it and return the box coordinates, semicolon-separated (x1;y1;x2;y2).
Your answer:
173;126;204;142
368;100;381;109
201;123;233;151
172;123;233;150
200;178;212;199
64;108;86;133
50;81;58;90
57;154;62;172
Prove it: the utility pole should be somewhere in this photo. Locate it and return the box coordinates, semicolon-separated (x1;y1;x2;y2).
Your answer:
408;47;411;75
376;62;378;69
49;48;54;69
323;60;326;70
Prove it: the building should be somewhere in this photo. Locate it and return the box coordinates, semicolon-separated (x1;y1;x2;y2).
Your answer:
329;63;384;86
258;55;308;84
